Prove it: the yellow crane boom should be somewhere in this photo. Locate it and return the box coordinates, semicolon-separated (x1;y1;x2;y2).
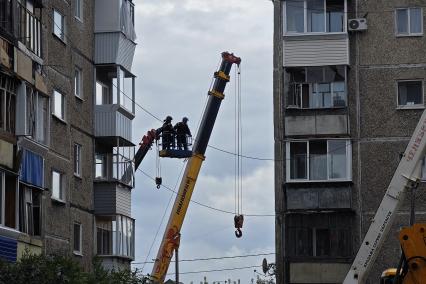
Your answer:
150;52;241;283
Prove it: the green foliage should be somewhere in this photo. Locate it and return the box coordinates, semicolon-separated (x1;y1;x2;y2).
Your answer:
0;253;149;284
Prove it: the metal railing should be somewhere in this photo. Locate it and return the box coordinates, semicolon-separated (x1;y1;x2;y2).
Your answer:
16;1;41;57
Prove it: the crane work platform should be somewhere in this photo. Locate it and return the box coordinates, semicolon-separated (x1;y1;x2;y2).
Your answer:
159;149;192;159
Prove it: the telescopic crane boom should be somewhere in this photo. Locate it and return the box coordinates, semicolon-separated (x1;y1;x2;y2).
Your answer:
343;110;426;283
150;52;241;283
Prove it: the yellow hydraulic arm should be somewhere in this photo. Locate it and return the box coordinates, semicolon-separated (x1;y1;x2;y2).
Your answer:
150;52;241;283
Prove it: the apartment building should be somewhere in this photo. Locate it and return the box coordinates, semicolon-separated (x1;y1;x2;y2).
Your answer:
0;0;137;271
273;0;426;283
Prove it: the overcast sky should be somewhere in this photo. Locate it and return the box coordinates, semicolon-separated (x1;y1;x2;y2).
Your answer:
131;1;274;283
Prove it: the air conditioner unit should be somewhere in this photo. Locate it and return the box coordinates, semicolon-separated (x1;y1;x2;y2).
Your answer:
348;18;368;31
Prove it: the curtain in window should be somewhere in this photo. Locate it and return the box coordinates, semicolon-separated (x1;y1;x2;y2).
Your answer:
20;149;43;188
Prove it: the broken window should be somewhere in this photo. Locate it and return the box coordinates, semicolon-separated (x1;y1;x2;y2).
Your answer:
0;74;16;134
96;215;134;258
18;184;41;236
53;9;65;41
288;213;352;258
26;88;48;144
0;171;18;229
286;66;346;108
287;139;351;182
95;66;134;113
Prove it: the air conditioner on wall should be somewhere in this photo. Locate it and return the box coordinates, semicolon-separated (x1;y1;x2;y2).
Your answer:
348;18;368;31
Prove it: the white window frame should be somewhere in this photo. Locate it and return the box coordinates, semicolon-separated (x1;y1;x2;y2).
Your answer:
74;0;83;22
51;170;65;202
74;144;82;177
52;90;65;121
74;67;82;99
73;222;82;255
53;9;65;41
286;139;352;182
396;80;424;109
284;0;348;35
395;7;424;37
26;89;50;145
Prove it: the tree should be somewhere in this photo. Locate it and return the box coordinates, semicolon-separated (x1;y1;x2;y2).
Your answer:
0;253;149;284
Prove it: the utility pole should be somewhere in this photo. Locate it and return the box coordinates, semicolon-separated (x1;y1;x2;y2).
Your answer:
174;233;181;284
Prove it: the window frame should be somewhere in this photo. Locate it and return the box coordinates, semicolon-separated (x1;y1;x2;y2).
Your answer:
53;9;65;41
284;0;348;35
73;222;82;255
74;144;82;177
395;7;423;37
74;66;83;99
74;0;83;22
26;89;50;145
286;66;347;109
286;139;352;182
52;90;65;121
396;79;424;109
51;169;65;203
0;171;19;230
0;75;16;135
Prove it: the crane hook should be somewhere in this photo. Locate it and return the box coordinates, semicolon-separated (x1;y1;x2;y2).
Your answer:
155;177;162;189
234;214;244;238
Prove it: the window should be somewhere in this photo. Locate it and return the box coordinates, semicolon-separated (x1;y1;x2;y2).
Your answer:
287;139;351;182
18;184;41;236
0;171;18;229
285;0;346;34
53;90;65;120
396;8;423;36
286;66;346;109
74;0;82;21
96;215;135;258
74;67;82;98
113;146;134;186
74;144;81;177
288;213;352;258
53;9;65;40
51;170;65;201
95;154;106;178
397;80;423;108
73;223;82;254
0;74;16;134
95;66;135;113
26;88;49;144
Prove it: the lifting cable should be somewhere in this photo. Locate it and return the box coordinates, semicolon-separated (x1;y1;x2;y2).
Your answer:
234;64;244;238
155;140;162;189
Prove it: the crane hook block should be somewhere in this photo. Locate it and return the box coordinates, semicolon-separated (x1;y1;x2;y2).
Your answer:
234;215;244;238
155;177;162;189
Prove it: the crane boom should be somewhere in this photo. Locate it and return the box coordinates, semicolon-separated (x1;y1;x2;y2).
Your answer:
150;52;241;283
343;110;426;283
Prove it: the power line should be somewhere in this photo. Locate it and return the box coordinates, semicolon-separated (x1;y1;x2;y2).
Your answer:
165;265;261;276
133;252;275;264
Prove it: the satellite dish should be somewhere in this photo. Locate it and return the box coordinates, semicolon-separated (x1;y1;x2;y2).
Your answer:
262;258;268;274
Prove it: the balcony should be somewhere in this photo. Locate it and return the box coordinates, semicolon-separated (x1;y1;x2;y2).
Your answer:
94;0;136;72
95;65;135;143
96;215;135;268
0;0;42;58
285;113;349;136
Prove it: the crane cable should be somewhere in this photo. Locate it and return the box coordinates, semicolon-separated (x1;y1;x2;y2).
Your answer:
234;64;244;238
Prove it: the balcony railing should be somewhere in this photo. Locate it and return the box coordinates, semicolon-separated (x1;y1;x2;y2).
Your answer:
17;2;41;57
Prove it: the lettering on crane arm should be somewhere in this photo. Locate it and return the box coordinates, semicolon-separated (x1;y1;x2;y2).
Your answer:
176;177;192;215
363;211;393;268
406;117;426;161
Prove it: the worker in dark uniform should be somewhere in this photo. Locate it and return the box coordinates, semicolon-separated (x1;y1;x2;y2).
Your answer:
174;117;192;150
160;116;175;150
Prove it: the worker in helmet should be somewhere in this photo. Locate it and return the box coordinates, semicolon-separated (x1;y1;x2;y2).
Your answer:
174;117;192;150
160;116;175;150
